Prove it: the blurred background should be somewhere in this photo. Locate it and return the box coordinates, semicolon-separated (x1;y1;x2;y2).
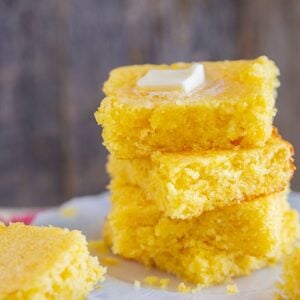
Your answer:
0;0;299;206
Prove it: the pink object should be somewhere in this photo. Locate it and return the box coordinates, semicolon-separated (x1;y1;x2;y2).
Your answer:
9;212;38;224
0;211;38;225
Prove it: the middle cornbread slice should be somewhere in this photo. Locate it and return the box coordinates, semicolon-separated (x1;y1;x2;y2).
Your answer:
105;181;299;286
108;131;294;219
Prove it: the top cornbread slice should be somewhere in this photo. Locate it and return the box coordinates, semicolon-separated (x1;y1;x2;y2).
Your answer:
95;56;279;158
0;223;105;300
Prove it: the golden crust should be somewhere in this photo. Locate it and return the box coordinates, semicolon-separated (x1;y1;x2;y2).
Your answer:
0;223;106;299
95;56;279;158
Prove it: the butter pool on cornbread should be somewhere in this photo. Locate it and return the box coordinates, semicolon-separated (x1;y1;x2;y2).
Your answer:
276;244;300;299
0;222;106;300
104;182;299;286
95;56;279;158
108;130;294;219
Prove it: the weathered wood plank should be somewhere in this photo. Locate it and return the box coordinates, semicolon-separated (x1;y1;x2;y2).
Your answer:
0;1;68;206
0;0;299;206
238;0;300;190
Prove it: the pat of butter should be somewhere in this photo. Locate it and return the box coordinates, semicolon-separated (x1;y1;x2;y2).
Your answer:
137;63;205;93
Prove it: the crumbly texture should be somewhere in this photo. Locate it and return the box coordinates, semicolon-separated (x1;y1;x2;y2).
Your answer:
108;132;294;219
95;56;279;158
0;223;106;300
276;244;300;299
104;184;298;285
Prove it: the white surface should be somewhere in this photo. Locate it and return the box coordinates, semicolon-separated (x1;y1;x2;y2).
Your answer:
34;192;300;300
137;64;205;93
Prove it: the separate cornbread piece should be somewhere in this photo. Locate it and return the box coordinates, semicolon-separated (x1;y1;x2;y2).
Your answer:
95;56;279;158
0;222;106;300
108;132;294;219
276;244;300;299
104;183;298;285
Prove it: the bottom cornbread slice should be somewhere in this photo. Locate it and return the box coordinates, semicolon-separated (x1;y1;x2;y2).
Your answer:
276;244;300;299
104;183;298;285
0;223;106;300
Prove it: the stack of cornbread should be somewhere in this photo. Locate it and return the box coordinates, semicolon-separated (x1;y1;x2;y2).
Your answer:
95;56;298;287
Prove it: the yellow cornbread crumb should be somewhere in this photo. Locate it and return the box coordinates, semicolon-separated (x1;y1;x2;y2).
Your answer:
88;239;109;255
159;278;170;289
226;283;239;295
95;56;279;158
142;276;170;289
108;132;294;219
134;280;141;288
143;275;160;286
276;244;300;299
59;206;77;217
101;256;119;266
104;184;299;286
177;282;191;293
0;222;106;300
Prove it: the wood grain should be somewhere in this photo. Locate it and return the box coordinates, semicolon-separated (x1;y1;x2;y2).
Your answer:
0;0;299;206
238;0;300;192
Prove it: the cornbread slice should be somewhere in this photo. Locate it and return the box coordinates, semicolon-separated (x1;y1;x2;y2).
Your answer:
95;56;279;158
276;244;300;299
0;223;106;300
104;183;298;285
108;132;294;219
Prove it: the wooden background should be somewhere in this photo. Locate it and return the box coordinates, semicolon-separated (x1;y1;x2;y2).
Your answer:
0;0;299;206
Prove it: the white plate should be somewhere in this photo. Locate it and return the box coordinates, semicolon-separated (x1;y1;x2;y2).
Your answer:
34;192;300;300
